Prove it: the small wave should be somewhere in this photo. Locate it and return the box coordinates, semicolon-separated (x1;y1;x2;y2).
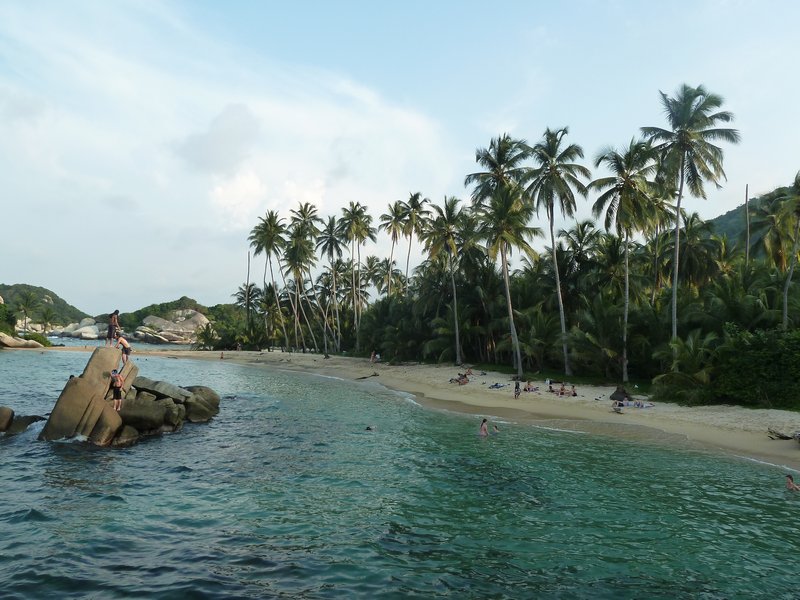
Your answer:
7;508;53;523
733;455;800;473
171;465;193;473
530;424;589;435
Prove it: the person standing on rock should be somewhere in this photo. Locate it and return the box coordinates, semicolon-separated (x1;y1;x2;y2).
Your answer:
115;332;132;366
111;369;124;412
105;310;120;346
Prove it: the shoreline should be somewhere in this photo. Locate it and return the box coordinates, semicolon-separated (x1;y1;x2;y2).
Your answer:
31;346;800;470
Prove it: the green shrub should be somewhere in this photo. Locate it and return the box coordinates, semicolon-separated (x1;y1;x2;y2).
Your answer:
23;332;52;347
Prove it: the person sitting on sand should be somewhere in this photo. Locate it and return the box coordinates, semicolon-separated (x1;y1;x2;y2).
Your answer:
464;367;474;376
571;385;577;397
786;474;800;491
524;380;533;392
479;418;489;437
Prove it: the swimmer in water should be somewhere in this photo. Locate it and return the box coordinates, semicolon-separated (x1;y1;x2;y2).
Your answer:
786;474;800;491
479;418;489;437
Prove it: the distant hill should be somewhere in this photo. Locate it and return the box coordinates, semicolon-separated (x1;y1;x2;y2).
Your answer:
708;183;792;253
0;283;89;325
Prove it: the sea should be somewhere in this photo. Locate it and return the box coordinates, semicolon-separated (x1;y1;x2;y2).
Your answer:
1;346;799;599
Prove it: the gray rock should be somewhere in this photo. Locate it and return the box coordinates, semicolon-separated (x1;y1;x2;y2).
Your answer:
131;376;193;403
184;386;221;411
6;414;46;434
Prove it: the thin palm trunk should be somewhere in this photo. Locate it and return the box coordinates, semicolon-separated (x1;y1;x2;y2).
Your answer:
623;231;630;383
296;278;319;351
277;257;301;350
650;226;660;306
671;157;686;345
549;211;571;376
745;184;750;267
268;259;289;349
331;264;342;351
501;245;523;378
450;264;462;365
307;268;335;354
245;252;251;326
387;239;396;297
355;242;363;352
405;235;413;295
782;217;800;330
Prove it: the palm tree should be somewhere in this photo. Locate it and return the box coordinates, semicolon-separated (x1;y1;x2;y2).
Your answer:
338;202;376;346
464;133;531;204
233;283;262;318
194;323;219;351
316;215;346;351
248;210;290;349
15;291;40;334
780;172;800;329
590;138;658;382
477;184;542;377
38;305;57;335
641;83;741;343
401;192;430;294
422;196;467;365
526;126;591;376
379;200;406;297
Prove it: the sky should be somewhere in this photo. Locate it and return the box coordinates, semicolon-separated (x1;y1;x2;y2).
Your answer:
1;0;798;316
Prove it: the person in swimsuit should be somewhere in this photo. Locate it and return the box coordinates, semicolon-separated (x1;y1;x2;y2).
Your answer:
479;418;489;437
106;310;120;346
111;369;124;411
115;333;132;365
786;474;800;491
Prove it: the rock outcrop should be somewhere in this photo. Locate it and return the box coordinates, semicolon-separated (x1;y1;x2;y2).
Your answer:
0;332;44;348
37;347;220;447
0;406;45;434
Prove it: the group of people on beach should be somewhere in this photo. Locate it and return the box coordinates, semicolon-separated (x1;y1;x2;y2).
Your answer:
105;309;132;412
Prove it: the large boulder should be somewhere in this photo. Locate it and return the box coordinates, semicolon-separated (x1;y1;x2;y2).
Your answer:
119;393;168;432
0;333;43;348
184;394;216;422
132;377;193;403
39;347;136;445
184;386;221;411
72;325;100;340
0;406;14;431
111;425;139;447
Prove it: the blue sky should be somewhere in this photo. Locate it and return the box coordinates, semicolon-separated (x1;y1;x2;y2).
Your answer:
1;0;798;315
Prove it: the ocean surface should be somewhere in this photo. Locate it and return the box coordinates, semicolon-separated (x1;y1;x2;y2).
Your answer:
1;349;799;599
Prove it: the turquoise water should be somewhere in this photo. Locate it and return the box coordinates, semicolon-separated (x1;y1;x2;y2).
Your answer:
1;350;798;599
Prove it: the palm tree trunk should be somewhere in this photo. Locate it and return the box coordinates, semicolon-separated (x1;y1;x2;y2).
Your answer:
501;245;523;378
331;262;341;352
650;226;660;306
549;214;571;376
296;278;318;351
450;261;462;365
623;231;630;383
388;239;395;297
277;256;300;351
245;252;251;327
782;217;800;330
744;184;750;267
672;158;686;346
268;259;289;350
405;234;412;295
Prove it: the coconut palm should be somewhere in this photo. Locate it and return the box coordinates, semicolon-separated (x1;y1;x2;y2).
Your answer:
477;184;542;377
401;192;430;294
38;305;57;336
338;201;376;346
248;210;290;349
283;225;318;351
641;83;740;343
14;291;39;334
422;196;468;365
526;126;591;376
379;200;406;297
316;215;346;350
779;172;800;329
590;138;658;381
464;133;531;204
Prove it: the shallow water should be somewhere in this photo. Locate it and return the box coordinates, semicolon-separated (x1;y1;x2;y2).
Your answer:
1;349;798;598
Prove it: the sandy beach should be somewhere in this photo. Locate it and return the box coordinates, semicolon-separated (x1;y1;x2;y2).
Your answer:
38;346;800;470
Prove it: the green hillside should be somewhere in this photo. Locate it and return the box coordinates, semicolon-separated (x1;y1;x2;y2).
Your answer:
0;283;89;326
117;296;209;330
